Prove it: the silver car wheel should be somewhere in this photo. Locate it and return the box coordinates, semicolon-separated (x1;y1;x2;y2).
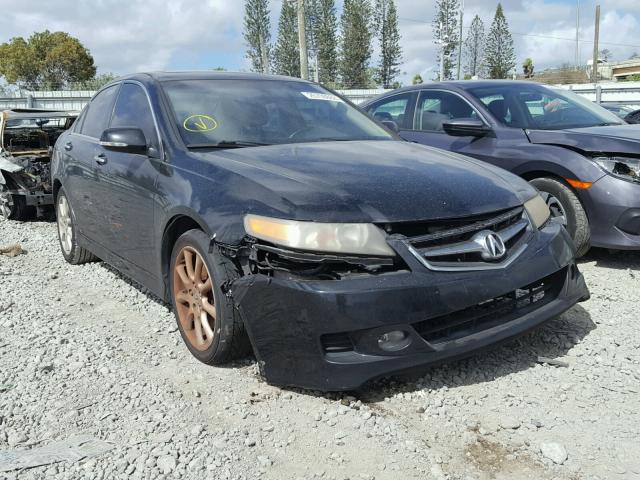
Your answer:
57;194;73;255
539;191;567;227
0;185;13;219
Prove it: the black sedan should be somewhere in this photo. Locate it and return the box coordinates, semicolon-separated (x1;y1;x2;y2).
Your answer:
51;72;588;391
362;81;640;256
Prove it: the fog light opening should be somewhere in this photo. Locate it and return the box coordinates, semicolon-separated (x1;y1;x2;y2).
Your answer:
377;330;411;352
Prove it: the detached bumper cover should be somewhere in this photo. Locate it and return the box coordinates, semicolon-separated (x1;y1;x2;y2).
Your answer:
232;222;589;391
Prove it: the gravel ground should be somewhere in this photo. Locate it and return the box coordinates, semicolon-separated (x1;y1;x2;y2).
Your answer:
1;217;639;480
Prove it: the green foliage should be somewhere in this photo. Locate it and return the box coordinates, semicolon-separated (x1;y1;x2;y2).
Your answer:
339;0;373;88
274;0;301;77
412;73;424;85
433;0;460;80
464;15;485;78
78;73;117;90
522;57;534;78
0;31;96;89
243;0;272;73
485;4;515;79
374;0;402;88
313;0;339;85
623;74;640;82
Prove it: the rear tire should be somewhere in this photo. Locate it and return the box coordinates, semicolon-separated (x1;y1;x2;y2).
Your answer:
170;229;251;365
56;188;98;264
529;177;590;257
0;178;31;221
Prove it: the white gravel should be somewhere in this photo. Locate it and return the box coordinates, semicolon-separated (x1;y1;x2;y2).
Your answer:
0;218;639;480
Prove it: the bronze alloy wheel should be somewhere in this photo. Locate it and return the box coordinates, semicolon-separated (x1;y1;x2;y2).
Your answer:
173;246;217;351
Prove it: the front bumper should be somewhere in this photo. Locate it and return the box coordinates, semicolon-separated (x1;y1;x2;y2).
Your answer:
232;222;589;391
583;174;640;249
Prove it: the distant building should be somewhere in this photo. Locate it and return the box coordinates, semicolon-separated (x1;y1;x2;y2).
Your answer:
591;59;640;81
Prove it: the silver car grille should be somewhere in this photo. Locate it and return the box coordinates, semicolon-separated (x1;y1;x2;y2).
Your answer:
404;207;531;271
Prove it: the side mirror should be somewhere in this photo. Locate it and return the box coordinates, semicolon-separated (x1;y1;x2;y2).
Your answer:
381;120;400;132
99;127;148;154
442;119;492;137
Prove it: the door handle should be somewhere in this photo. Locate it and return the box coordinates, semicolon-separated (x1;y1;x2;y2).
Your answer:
94;154;108;166
64;142;73;151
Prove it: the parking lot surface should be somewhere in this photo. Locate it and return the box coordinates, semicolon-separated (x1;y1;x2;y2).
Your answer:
1;218;639;480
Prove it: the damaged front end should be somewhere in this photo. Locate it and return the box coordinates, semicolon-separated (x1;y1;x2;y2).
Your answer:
0;109;77;220
224;212;588;392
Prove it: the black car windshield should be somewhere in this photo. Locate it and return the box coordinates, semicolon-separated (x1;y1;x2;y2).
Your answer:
162;79;393;147
467;83;625;130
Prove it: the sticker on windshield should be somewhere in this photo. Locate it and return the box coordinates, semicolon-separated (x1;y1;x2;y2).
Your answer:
301;92;343;103
183;114;219;132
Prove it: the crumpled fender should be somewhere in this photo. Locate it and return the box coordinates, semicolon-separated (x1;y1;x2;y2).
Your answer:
0;154;24;185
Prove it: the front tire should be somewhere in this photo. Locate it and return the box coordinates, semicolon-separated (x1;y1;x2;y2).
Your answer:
0;178;31;221
529;177;590;257
170;229;250;365
56;188;98;264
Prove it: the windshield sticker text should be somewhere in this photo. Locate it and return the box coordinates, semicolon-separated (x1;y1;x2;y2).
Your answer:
301;92;343;103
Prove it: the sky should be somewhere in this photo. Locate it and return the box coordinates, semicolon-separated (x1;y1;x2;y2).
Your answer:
0;0;638;86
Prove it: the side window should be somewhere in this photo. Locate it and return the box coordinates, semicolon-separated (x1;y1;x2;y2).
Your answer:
110;83;159;149
73;106;88;133
80;85;119;138
417;91;478;132
477;93;513;125
367;93;414;129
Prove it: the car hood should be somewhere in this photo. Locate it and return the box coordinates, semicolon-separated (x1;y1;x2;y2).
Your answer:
196;141;532;223
526;125;640;155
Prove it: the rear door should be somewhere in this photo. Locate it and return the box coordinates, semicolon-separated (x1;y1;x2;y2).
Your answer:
63;84;120;242
94;81;161;277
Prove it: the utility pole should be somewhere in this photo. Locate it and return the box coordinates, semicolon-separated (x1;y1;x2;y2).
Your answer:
592;4;600;83
575;0;580;69
297;0;309;80
437;22;447;81
457;0;464;80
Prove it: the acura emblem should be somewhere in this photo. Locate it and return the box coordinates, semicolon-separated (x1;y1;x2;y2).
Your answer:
473;230;507;261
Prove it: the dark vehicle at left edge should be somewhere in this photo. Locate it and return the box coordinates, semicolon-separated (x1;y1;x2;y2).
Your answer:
51;72;589;391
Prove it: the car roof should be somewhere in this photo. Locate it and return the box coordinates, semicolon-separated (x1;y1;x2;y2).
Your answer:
1;109;79;119
113;71;313;84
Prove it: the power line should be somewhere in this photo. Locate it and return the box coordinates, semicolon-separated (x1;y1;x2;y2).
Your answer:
397;16;640;49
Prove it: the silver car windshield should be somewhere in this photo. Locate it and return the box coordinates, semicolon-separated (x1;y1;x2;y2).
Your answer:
162;79;393;148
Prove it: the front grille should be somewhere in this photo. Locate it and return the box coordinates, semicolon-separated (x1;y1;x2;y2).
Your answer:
402;207;530;271
413;267;566;344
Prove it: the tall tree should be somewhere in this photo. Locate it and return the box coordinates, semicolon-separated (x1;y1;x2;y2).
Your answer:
274;0;301;77
0;31;95;89
433;0;460;80
374;0;403;88
463;14;485;78
522;58;534;78
314;0;339;85
243;0;271;73
485;3;516;79
339;0;373;88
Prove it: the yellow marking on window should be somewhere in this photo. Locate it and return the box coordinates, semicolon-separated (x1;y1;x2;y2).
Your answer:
183;114;218;132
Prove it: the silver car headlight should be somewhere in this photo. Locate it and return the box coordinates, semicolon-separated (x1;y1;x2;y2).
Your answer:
524;194;551;229
244;214;396;256
593;156;640;184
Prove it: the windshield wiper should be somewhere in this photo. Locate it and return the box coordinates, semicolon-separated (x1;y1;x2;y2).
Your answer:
187;141;272;149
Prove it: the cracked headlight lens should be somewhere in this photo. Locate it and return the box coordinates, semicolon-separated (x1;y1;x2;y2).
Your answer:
594;156;640;184
244;214;396;256
524;194;551;229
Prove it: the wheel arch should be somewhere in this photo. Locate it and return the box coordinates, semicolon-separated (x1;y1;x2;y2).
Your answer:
160;213;209;301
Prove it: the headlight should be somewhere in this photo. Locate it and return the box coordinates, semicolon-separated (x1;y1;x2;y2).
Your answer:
244;214;396;256
593;156;640;184
524;194;550;229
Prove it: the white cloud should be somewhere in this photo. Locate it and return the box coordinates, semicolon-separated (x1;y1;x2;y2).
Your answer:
0;0;637;86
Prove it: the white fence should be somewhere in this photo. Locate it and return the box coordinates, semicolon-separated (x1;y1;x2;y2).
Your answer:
1;82;639;111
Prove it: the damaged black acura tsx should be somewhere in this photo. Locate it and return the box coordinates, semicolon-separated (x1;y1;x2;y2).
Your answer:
51;72;589;391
